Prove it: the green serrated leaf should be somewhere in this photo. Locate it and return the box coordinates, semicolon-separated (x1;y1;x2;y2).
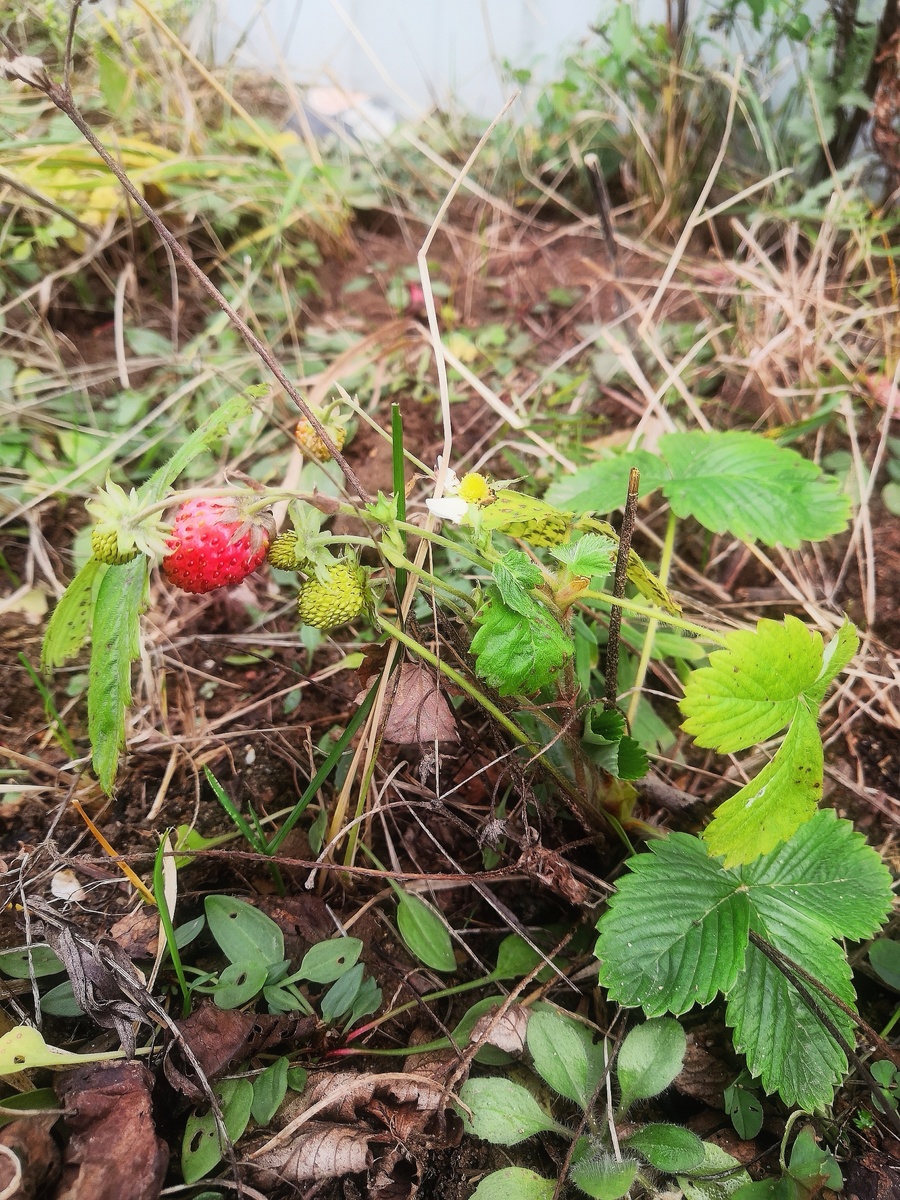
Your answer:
526;1008;606;1109
616;1018;686;1110
704;705;823;865
492;550;543;615
470;1167;555;1200
550;533;616;577
681;616;824;753
87;555;147;793
597;835;751;1014
396;892;455;972
616;737;649;780
545;450;669;513
41;557;104;670
623;1123;704;1172
471;590;572;696
806;618;858;704
456;1078;566;1145
657;431;850;547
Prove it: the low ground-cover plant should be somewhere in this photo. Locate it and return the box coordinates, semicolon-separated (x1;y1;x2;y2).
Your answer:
35;376;896;1124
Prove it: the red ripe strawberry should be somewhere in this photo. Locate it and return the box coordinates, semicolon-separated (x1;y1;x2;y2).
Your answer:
162;497;274;594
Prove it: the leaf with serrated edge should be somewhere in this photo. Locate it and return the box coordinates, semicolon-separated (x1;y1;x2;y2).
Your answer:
681;616;823;753
550;533;616;577
88;556;147;793
545;449;669;514
41;557;104;671
597;835;750;1015
526;1008;605;1108
657;431;850;547
704;704;822;865
471;591;572;696
138;389;261;505
806;618;858;704
492;550;543;616
456;1078;564;1145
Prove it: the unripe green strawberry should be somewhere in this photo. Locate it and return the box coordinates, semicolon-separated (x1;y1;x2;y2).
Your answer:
295;417;346;463
268;531;309;571
297;561;369;629
162;497;274;594
90;528;139;565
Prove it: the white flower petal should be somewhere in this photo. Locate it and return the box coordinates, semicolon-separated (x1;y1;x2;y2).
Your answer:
434;456;461;495
425;497;469;523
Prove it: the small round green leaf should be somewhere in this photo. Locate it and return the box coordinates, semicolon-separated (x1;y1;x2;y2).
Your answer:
182;1077;253;1184
470;1167;555;1200
297;937;362;984
616;1018;686;1111
456;1078;565;1145
526;1008;605;1109
569;1150;639;1200
0;946;64;979
624;1123;704;1172
213;961;267;1010
396;892;455;972
204;896;284;969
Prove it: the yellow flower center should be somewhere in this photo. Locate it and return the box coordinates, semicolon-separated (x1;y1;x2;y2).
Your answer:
457;472;492;504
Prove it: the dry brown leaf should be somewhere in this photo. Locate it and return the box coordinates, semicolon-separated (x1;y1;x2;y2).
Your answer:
0;1116;59;1200
54;1062;167;1200
358;664;458;744
109;908;159;960
470;1003;528;1056
254;1121;372;1182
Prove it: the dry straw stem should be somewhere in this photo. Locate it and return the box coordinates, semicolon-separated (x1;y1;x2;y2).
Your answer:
325;95;519;861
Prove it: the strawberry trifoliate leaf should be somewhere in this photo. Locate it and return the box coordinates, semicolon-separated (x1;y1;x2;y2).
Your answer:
41;556;104;671
88;555;148;793
740;809;893;945
680;616;824;753
549;533;616;578
545;449;668;513
492;550;543;616
597;812;892;1110
596;834;751;1014
657;431;851;547
471;589;572;696
703;705;822;866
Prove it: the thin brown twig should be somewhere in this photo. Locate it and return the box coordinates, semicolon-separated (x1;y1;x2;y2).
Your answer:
604;467;640;708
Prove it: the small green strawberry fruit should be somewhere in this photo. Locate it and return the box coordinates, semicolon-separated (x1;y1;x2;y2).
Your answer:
90;528;139;565
268;532;309;571
295;414;347;463
297;560;370;630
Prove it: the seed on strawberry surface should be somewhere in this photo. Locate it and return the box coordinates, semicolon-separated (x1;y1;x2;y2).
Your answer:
162;498;274;594
297;561;370;629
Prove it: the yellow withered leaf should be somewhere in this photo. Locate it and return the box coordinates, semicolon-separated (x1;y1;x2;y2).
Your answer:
480;490;574;548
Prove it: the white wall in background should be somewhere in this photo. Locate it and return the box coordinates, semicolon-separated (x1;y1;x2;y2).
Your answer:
207;1;672;119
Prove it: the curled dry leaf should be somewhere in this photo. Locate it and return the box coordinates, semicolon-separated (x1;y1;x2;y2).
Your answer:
470;1003;528;1056
165;1001;316;1102
254;1121;372;1182
0;55;50;88
50;870;87;903
517;843;589;906
54;1062;167;1200
109;908;160;960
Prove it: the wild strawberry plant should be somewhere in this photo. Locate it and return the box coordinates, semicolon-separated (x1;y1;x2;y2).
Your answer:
39;382;893;1119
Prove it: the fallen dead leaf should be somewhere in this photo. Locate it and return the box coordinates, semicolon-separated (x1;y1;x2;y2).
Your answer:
0;1115;59;1200
358;664;458;744
54;1062;167;1200
470;1003;528;1056
253;1121;373;1182
109;908;159;960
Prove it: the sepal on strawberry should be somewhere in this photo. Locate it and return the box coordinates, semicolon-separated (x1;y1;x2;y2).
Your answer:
86;477;170;564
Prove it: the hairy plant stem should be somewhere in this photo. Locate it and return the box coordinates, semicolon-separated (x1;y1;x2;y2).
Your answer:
579;590;726;644
626;508;678;728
